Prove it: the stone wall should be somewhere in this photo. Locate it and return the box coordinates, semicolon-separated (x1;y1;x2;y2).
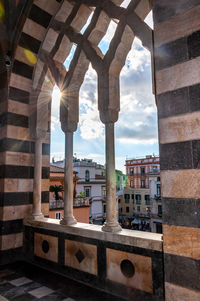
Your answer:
153;0;200;299
24;218;164;300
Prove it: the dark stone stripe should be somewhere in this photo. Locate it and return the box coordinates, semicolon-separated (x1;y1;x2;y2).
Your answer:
153;0;200;26
160;140;200;170
155;29;200;71
157;83;200;118
0;138;50;155
164;253;200;291
42;191;50;203
188;30;200;59
9;86;30;104
28;4;52;28
0;112;28;128
0;219;23;235
42;143;50;156
163;198;200;228
155;36;188;71
0;165;49;179
19;32;41;54
0;247;23;265
12;60;34;79
0;191;49;206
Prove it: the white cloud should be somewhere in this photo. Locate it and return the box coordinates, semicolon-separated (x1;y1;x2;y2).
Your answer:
79;66;104;140
77;36;158;145
120;0;131;8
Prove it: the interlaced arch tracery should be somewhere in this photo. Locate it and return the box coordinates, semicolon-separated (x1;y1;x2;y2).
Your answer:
2;0;153;231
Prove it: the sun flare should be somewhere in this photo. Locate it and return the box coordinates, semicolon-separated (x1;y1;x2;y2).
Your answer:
52;86;62;102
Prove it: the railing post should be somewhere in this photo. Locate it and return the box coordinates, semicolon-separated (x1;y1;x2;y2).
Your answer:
60;91;78;225
60;131;77;225
101;122;122;232
32;130;46;219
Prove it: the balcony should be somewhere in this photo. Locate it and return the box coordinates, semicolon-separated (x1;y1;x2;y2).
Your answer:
20;218;164;300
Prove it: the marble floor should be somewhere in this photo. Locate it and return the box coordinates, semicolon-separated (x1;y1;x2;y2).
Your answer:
0;263;124;301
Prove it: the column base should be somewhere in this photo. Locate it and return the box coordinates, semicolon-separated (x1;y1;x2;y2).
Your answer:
102;222;122;233
60;216;77;226
28;213;44;220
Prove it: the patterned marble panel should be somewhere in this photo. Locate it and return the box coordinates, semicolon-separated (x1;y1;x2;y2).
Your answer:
106;248;152;293
65;240;97;275
34;233;58;263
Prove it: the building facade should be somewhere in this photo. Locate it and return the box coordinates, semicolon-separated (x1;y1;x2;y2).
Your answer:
149;173;162;233
116;169;128;191
118;187;151;230
125;155;160;189
73;158;106;224
49;165;90;223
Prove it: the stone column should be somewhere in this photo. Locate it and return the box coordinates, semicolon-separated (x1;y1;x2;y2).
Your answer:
102;122;122;232
98;71;122;232
32;130;46;219
60;131;77;225
60;92;78;225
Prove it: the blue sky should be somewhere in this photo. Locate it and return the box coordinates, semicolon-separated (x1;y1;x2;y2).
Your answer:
50;8;158;173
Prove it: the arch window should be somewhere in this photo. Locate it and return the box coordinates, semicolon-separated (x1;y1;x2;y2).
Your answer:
85;170;90;182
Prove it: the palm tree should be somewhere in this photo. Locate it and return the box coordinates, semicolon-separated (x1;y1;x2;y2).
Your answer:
49;185;63;207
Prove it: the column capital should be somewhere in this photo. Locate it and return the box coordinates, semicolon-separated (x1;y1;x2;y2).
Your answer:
61;120;77;133
99;109;119;124
35;128;47;140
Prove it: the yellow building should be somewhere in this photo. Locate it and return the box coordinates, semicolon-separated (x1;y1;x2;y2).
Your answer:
118;187;151;230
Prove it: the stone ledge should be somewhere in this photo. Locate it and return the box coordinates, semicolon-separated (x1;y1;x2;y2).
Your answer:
24;217;163;251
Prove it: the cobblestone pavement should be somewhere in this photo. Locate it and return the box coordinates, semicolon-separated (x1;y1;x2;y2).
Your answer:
0;263;124;301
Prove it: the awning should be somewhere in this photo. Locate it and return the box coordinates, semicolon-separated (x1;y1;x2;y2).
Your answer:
131;218;140;224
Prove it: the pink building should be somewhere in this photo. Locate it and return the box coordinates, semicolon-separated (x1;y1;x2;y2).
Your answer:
125;155;160;189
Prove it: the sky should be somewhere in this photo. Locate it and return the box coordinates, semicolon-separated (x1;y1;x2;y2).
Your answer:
50;4;159;173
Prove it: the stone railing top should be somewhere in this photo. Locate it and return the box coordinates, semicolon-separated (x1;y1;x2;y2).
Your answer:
24;217;163;252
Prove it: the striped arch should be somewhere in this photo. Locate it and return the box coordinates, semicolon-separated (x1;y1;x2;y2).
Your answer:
0;0;152;260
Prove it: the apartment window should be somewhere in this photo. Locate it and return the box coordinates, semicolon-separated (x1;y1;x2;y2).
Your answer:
130;180;134;188
153;166;158;172
124;194;130;203
84;186;91;197
102;186;106;197
85;170;90;182
145;195;150;205
126;206;129;213
158;205;162;216
136;194;141;204
137;206;140;212
157;177;160;182
55;212;61;219
130;168;133;176
132;194;134;203
120;208;123;213
141;167;145;175
157;184;161;196
141;180;145;188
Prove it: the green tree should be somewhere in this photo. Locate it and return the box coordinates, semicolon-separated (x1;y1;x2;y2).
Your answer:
49;185;63;206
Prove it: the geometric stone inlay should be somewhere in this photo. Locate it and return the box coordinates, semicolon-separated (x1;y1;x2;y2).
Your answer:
28;286;54;298
120;259;135;278
42;240;50;254
75;249;85;263
9;277;32;287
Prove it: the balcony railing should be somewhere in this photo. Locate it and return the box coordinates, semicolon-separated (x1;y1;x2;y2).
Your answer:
50;198;89;209
49;199;64;209
73;198;89;207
